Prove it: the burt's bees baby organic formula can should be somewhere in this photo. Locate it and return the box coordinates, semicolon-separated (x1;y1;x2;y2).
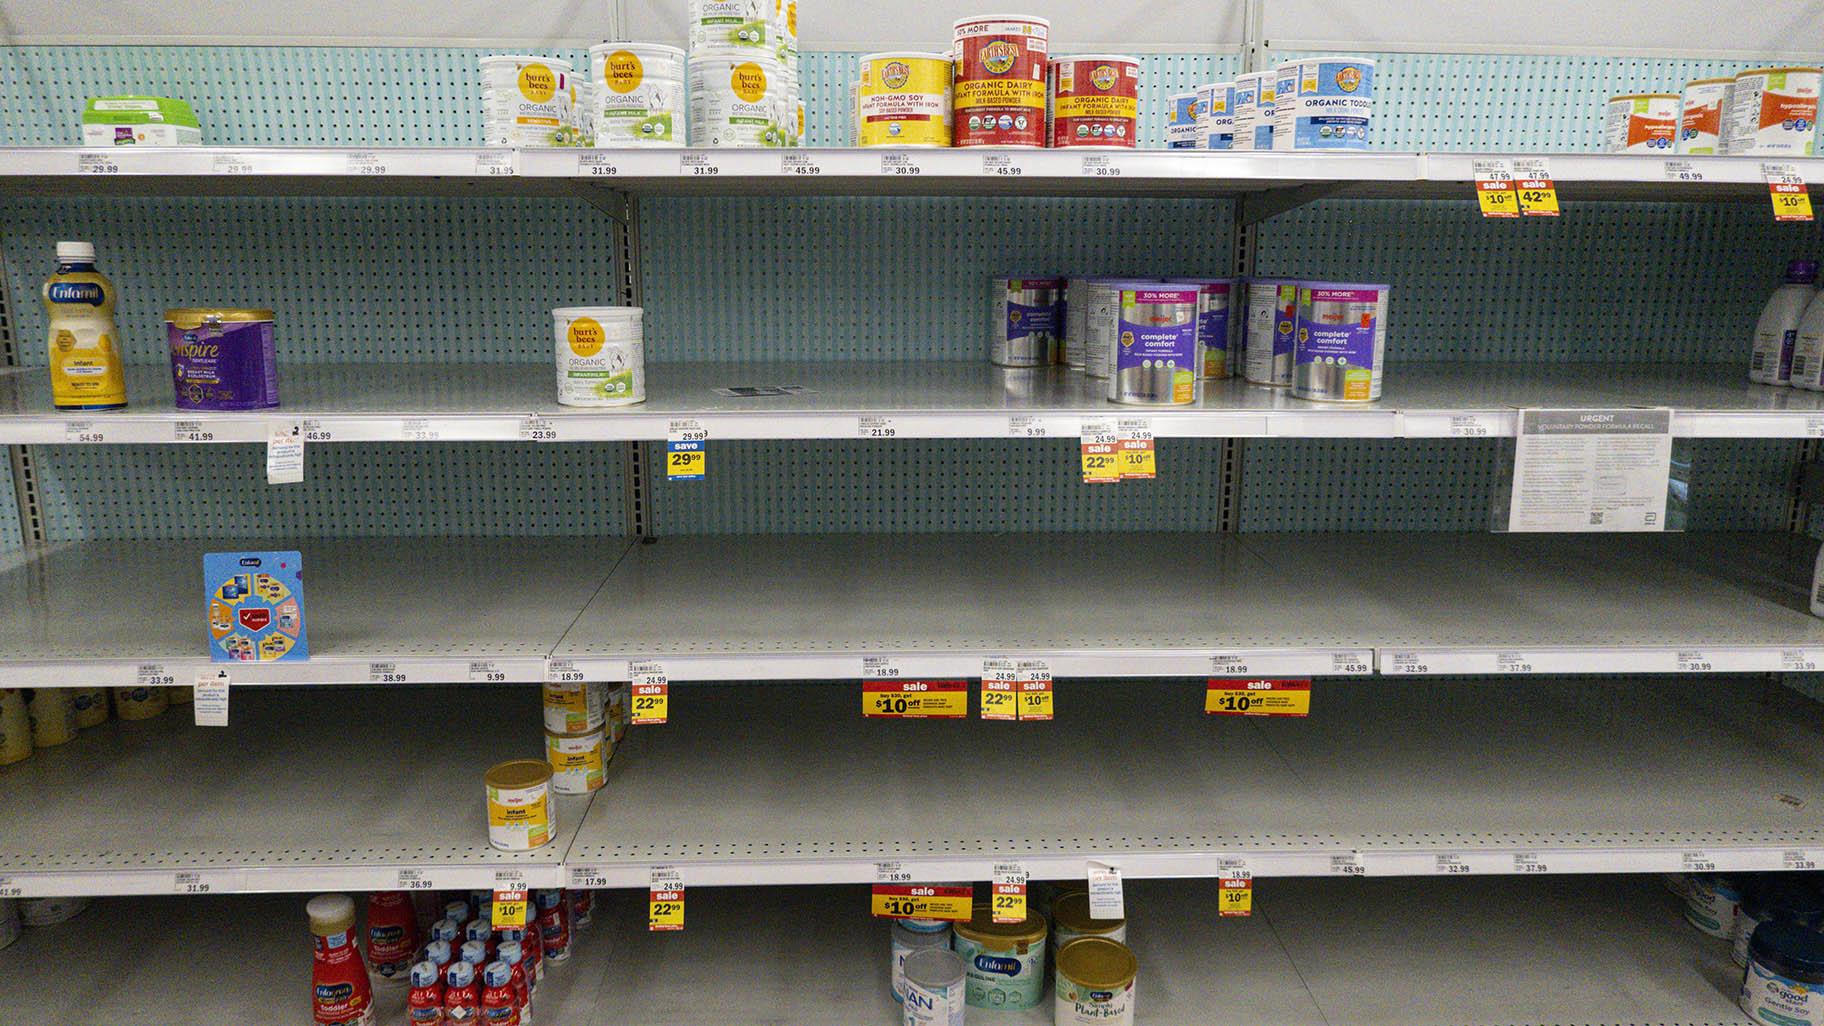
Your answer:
552;306;644;407
952;15;1050;147
480;56;574;147
858;52;952;147
485;759;554;851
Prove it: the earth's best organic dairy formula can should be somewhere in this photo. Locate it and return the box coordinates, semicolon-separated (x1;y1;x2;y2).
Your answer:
688;0;771;53
1678;77;1733;154
1198;81;1236;149
1232;71;1273;150
1270;62;1299;150
1245;278;1298;386
1167;92;1200;148
1055;936;1138;1026
1108;284;1200;405
1604;93;1679;152
165;308;279;411
1280;57;1374;149
485;759;554;851
1292;282;1389;402
589;43;685;146
952;15;1050;147
544;729;608;795
858;52;953;147
990;276;1063;367
1725;67;1821;156
480;56;574;147
1168;277;1240;379
553;306;644;407
903;947;967;1026
1049;55;1139;148
690;55;791;147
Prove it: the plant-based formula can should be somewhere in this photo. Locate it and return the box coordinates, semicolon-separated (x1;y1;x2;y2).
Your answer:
545;728;609;794
1232;71;1273;150
1168;277;1240;379
952;15;1050;147
1292;282;1388;402
1167;92;1200;148
1244;278;1298;386
1198;81;1235;149
1742;921;1824;1026
1279;57;1373;149
485;759;554;851
892;918;954;1002
165;308;278;411
990;276;1063;367
1603;93;1679;153
903;947;967;1026
1270;62;1299;150
480;55;574;147
1678;77;1733;154
858;52;953;147
952;904;1048;1010
1049;54;1139;148
688;0;771;53
552;306;644;407
589;43;685;146
1725;67;1821;156
1055;936;1138;1026
689;54;791;147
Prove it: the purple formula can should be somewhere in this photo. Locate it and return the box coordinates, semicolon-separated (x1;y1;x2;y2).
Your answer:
166;308;279;411
1291;282;1388;402
1106;282;1201;405
1167;277;1241;380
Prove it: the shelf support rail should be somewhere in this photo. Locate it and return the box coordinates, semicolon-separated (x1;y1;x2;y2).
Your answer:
614;190;651;539
0;241;40;549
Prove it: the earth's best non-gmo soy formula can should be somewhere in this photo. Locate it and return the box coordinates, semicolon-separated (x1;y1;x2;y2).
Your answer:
485;759;553;851
953;905;1047;1010
903;947;967;1026
589;43;685;146
1168;277;1240;379
1232;70;1274;150
1725;67;1821;156
1108;283;1200;405
1244;278;1298;386
1270;62;1299;150
1198;81;1236;149
858;52;953;147
552;306;644;407
480;55;574;147
1049;54;1139;148
689;54;791;147
990;276;1063;367
1678;77;1733;154
1055;937;1138;1026
1280;57;1374;149
952;15;1050;147
1167;92;1200;148
1603;93;1679;153
1292;282;1389;402
688;0;771;53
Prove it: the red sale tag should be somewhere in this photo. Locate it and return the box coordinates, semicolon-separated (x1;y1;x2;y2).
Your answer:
1205;679;1311;716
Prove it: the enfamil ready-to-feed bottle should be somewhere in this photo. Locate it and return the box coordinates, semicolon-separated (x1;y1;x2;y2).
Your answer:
41;240;127;410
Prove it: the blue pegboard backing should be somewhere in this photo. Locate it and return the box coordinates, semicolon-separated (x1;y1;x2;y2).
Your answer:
2;197;616;366
1253;198;1821;364
1264;49;1771;152
643;439;1227;533
29;444;623;540
1683;439;1801;533
0;455;19;552
638;196;1233;360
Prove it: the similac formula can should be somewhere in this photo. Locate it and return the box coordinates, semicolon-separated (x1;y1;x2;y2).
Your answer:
1108;283;1201;406
542;679;606;734
589;43;685;146
1603;93;1679;153
689;54;791;147
1244;278;1298;387
552;306;644;407
71;686;108;728
1199;81;1236;149
951;15;1050;147
1166;92;1200;149
1049;55;1139;148
485;759;554;851
24;689;76;748
1677;77;1733;154
858;52;953;147
1270;62;1299;150
990;276;1063;367
0;689;31;766
892;918;954;1002
1282;57;1373;149
952;905;1047;1009
688;0;772;53
480;56;574;148
165;308;279;411
1055;937;1137;1026
544;728;609;795
1725;67;1821;156
113;685;168;720
902;947;967;1026
1232;71;1273;151
1292;282;1389;402
1167;277;1240;379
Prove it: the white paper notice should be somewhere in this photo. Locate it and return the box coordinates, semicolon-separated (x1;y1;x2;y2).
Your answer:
1086;861;1124;919
267;419;304;484
1508;409;1672;532
194;669;230;726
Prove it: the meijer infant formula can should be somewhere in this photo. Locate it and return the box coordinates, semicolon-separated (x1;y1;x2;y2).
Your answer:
1199;81;1235;149
990;276;1063;367
858;52;953;147
1232;71;1274;150
1677;77;1733;154
1063;278;1089;368
485;759;554;851
589;44;685;146
1083;278;1130;379
552;306;644;407
1725;67;1820;156
952;15;1050;147
953;905;1047;1010
480;56;574;147
1108;283;1200;405
544;729;608;795
1292;282;1388;402
690;54;791;147
1049;55;1139;148
1603;93;1679;153
1055;937;1138;1026
1244;278;1298;386
1168;277;1240;379
903;947;967;1026
542;679;606;734
1281;57;1374;149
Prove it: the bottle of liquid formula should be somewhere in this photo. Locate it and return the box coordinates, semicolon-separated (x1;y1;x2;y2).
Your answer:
40;241;127;409
1788;288;1824;390
1749;258;1819;386
308;893;376;1026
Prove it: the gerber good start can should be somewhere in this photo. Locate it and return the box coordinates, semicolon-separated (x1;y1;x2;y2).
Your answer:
858;52;953;147
552;306;644;407
1291;281;1389;402
952;15;1050;147
1049;54;1139;148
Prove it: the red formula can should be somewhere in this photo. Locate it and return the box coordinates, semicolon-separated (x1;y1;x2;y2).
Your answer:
952;14;1050;147
1049;54;1140;148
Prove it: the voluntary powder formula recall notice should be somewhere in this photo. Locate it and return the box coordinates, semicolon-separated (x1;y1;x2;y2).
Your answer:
1507;409;1673;532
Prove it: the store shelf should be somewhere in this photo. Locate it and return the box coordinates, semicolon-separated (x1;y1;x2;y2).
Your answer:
0;537;631;687
566;676;1824;886
0;686;593;897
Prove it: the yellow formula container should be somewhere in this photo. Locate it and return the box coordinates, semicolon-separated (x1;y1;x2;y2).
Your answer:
857;52;952;147
486;759;555;851
25;689;77;748
0;689;31;765
71;687;109;728
113;685;169;720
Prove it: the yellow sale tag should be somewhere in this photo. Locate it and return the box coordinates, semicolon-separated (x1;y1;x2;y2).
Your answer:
649;888;684;931
1476;180;1518;217
864;680;969;718
1773;184;1815;221
1018;679;1053;720
666;443;705;479
1517;179;1559;216
492;889;528;929
871;885;974;921
1205;679;1311;716
1117;419;1155;480
981;680;1017;720
1081;420;1120;484
991;883;1027;923
631;681;668;724
1219;877;1252;917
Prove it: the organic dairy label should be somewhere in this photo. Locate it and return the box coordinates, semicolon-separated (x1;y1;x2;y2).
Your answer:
1051;57;1138;148
1743;958;1824;1026
952;18;1048;147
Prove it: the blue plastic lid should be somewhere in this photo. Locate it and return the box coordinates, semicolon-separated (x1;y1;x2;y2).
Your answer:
465;920;492;942
498;940;523;964
1750;920;1824;977
535;888;563;909
460;939;488;966
409;961;439;988
483;960;512;987
429;919;460;943
444;959;475;987
424;940;453;966
1788;259;1820;283
443;900;469;923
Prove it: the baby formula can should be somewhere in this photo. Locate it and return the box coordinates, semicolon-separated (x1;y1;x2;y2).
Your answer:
1199;81;1236;149
1056;937;1138;1026
165;308;278;411
113;685;168;720
1049;55;1139;148
1231;71;1274;151
1167;277;1240;379
1687;873;1748;937
1725;67;1821;156
0;899;19;951
1603;93;1679;153
892;918;954;1002
552;306;644;407
1282;57;1373;149
1742;921;1824;1026
25;688;76;748
485;759;554;852
1050;890;1128;960
1677;77;1733;154
1292;282;1389;402
20;896;88;926
951;15;1050;147
688;0;771;53
903;948;967;1026
1735;880;1824;968
0;689;31;765
1244;278;1298;386
480;56;573;148
1083;279;1132;379
990;276;1063;367
1108;283;1201;405
71;686;108;728
1063;278;1090;369
689;54;790;147
544;728;609;795
1270;62;1299;150
609;683;629;743
542;679;606;734
589;43;685;146
858;52;953;147
1166;92;1201;148
953;904;1046;1009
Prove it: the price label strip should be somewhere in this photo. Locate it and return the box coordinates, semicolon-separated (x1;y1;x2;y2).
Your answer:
1081;419;1121;484
1016;660;1053;721
1765;162;1815;222
667;419;707;480
1472;158;1518;218
992;863;1029;924
649;867;684;932
864;680;968;718
871;884;974;921
631;663;669;725
1116;418;1155;480
981;659;1017;721
1205;678;1311;716
492;889;529;929
1514;157;1559;217
1218;873;1253;917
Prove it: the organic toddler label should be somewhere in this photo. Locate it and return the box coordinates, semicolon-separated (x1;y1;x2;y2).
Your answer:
605;50;645;92
518;63;558;103
730;62;768;103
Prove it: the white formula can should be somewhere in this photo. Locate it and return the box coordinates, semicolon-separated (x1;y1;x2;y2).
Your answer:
1198;81;1235;149
990;276;1064;367
1055;937;1137;1026
689;54;791;147
1725;67;1821;156
485;760;554;852
1603;93;1680;153
1291;281;1389;402
1270;61;1299;150
892;919;954;1002
480;55;575;148
902;948;967;1026
1278;57;1373;149
589;43;685;147
544;729;609;795
1244;278;1298;386
542;679;606;735
1677;77;1733;154
1166;92;1200;148
552;306;644;407
689;0;772;53
1232;70;1273;151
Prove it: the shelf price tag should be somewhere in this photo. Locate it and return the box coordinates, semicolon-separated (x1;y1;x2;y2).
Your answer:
1681;851;1718;873
1080;154;1122;178
981;658;1017;720
1205;679;1310;716
1087;862;1124;919
518;415;557;442
1218;872;1253;917
631;662;668;725
173;871;217;894
1080;419;1120;484
1512;852;1549;874
1765;162;1814;222
468;660;507;683
212;153;256;176
570;865;611;889
395;869;436;891
1513;157;1559;217
1434;854;1470;875
545;659;586;683
172;419;217;443
0;877;21;898
667;419;707;480
474;150;516;177
649;867;684;931
1663;159;1705;183
1785;850;1821;871
137;663;176;689
1116;418;1155;480
345;150;391;176
63;419;106;443
492;888;529;928
1330;851;1366;876
980;152;1025;177
991;863;1029;924
1016;659;1053;721
880;152;923;177
77;152;121;175
781;151;824;176
1472;158;1518;218
194;669;230;727
857;415;898;439
266;419;304;485
681;152;721;177
864;680;968;718
872;883;974;921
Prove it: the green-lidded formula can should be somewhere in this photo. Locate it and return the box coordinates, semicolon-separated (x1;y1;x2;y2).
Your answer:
1056;936;1138;1026
952;903;1047;1009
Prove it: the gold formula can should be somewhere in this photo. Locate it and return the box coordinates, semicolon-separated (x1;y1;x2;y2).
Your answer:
113;685;168;721
485;759;554;851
